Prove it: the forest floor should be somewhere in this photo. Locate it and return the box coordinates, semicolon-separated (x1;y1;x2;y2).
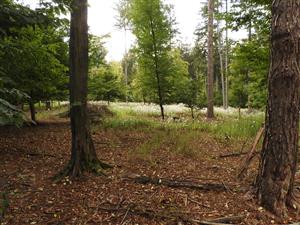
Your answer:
0;103;299;225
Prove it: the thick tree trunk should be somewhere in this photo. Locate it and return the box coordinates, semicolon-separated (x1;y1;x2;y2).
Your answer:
207;0;214;119
29;100;36;123
59;0;111;178
255;0;300;217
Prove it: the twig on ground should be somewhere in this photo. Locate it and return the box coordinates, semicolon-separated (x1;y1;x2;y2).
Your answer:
188;196;210;208
221;181;233;195
120;208;130;225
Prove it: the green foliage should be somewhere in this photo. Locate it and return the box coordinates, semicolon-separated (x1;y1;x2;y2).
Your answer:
0;0;69;125
224;0;270;37
115;0;131;30
0;0;48;36
0;85;27;126
88;65;124;103
88;34;108;69
229;36;269;109
0;26;68;103
128;0;176;106
176;45;207;112
0;192;9;220
194;2;228;109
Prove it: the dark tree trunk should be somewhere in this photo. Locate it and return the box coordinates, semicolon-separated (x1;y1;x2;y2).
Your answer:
58;0;111;178
207;0;214;119
190;106;194;119
255;0;300;217
45;101;51;110
149;14;165;121
29;100;36;123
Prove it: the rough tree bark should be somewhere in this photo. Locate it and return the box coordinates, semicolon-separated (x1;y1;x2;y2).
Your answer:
58;0;111;178
255;0;300;217
207;0;214;119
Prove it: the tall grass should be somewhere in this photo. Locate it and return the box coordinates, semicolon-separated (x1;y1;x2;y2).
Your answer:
210;115;264;140
103;104;264;141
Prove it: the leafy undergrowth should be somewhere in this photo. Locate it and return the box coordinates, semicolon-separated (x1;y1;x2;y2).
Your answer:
0;109;298;225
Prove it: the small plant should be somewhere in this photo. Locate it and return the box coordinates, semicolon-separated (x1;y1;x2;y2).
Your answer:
0;192;9;220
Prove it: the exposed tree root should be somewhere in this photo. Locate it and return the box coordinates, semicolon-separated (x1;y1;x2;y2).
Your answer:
287;187;300;214
122;174;228;192
53;159;113;182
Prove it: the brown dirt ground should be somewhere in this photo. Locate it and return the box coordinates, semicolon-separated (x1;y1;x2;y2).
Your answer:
0;120;299;225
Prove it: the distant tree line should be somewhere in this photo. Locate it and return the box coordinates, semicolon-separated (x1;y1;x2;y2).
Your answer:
0;0;271;124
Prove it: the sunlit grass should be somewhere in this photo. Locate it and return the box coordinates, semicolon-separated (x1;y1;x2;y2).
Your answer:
35;102;265;160
210;115;264;141
103;103;264;141
36;105;69;121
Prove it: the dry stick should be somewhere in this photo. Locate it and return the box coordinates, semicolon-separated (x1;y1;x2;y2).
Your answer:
219;151;248;158
238;125;265;180
123;174;227;192
188;196;210;208
120;208;130;225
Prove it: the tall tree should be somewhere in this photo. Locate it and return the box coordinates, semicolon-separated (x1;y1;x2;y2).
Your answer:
207;0;214;118
115;0;130;102
224;0;229;109
59;0;110;178
129;0;175;120
255;0;300;217
216;2;225;109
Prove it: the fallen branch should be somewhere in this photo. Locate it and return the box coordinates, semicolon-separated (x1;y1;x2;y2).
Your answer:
238;125;265;180
219;151;248;158
98;203;245;225
26;152;58;158
206;216;246;224
123;174;227;192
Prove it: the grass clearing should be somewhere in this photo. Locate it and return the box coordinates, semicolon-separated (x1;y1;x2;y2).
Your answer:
102;103;264;144
35;102;265;160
